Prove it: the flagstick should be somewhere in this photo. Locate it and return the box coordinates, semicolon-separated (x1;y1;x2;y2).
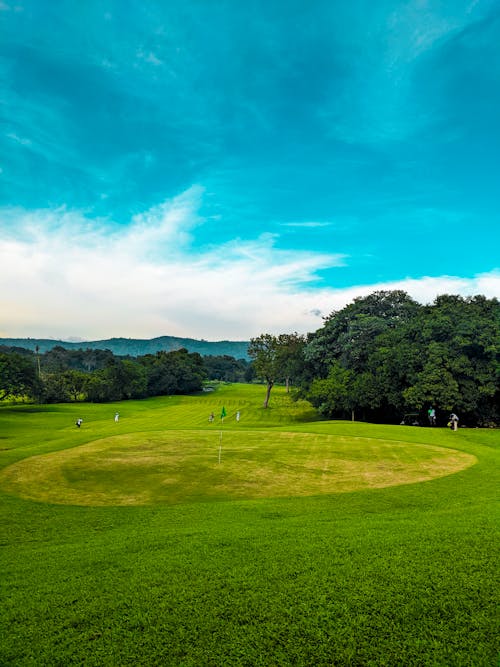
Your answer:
218;407;225;464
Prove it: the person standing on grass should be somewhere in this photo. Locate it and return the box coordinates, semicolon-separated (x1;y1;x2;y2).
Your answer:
449;412;459;430
115;412;119;422
428;406;436;426
209;412;214;423
236;410;240;422
76;418;83;428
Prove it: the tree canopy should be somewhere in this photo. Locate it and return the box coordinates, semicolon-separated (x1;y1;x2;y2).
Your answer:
0;346;207;403
299;292;500;426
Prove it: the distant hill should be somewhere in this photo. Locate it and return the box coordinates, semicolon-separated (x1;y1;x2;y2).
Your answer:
0;336;250;359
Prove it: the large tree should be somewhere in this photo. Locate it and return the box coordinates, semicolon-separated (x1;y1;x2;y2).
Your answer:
0;351;39;400
276;333;306;392
140;349;206;397
305;290;421;378
301;291;500;425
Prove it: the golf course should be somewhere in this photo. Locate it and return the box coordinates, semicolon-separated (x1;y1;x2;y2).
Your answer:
1;383;498;666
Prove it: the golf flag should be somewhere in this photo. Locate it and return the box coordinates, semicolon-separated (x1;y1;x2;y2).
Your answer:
220;406;227;419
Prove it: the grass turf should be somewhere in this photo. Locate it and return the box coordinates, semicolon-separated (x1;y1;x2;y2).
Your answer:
0;383;499;666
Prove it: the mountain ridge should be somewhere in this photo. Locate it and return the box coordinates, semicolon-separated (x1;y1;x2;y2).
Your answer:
0;336;250;359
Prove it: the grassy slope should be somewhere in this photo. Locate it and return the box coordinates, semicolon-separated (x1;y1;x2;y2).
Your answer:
0;384;499;666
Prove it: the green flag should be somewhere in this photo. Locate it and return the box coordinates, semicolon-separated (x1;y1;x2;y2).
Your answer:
220;406;227;419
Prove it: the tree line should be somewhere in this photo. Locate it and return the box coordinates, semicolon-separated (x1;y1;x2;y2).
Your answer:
248;291;500;427
2;290;499;425
0;346;250;404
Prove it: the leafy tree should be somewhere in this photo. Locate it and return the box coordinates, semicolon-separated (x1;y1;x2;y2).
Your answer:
244;362;256;383
0;352;39;400
84;371;114;402
40;346;73;373
102;359;148;400
404;295;500;423
276;333;306;392
140;349;206;397
308;363;381;421
40;346;116;373
302;291;500;425
61;370;88;401
203;355;249;382
305;290;421;378
40;373;72;403
248;334;280;408
308;362;354;417
141;352;177;396
171;350;206;394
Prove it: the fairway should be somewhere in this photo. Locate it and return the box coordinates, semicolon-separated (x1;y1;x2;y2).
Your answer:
1;384;498;667
0;429;475;506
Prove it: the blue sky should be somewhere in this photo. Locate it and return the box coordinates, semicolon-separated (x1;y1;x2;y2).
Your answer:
1;0;500;340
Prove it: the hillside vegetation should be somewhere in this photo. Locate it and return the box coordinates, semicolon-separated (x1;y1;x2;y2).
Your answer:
0;334;250;358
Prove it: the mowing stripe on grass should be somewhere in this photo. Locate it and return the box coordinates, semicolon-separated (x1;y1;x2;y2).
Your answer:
0;429;476;506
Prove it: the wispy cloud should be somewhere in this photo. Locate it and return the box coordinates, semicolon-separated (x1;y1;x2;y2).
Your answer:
1;187;498;341
6;132;32;146
0;189;343;339
319;1;496;144
136;49;163;67
281;221;333;229
124;185;205;255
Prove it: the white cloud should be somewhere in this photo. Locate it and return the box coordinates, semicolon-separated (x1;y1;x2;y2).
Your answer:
1;190;499;341
136;49;163;66
6;132;32;146
280;221;333;228
124;185;204;255
301;273;500;324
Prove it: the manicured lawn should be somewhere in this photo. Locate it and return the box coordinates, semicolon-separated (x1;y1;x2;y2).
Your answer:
1;384;498;666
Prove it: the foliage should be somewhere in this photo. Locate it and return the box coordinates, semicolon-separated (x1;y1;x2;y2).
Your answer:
0;335;250;359
140;349;206;397
0;347;207;404
202;354;250;382
42;346;115;372
249;333;308;406
276;332;307;391
0;351;40;401
305;290;420;377
248;333;280;407
300;291;500;425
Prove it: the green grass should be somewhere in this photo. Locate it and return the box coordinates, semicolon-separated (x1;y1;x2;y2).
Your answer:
1;384;499;666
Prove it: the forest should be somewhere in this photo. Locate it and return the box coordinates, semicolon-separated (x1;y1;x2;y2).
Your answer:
0;346;250;404
1;291;499;426
248;291;500;427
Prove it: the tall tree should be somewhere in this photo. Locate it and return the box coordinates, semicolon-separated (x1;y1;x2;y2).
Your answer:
248;334;280;408
276;333;306;392
305;290;421;378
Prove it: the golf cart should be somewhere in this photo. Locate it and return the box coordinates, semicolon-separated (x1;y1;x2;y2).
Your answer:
399;413;421;426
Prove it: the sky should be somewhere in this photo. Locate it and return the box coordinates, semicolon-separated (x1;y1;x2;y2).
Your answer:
1;0;500;342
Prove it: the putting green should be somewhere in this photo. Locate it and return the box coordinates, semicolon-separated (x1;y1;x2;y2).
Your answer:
0;430;476;506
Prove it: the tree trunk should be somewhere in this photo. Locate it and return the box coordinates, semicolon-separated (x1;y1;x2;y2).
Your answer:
263;381;274;408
